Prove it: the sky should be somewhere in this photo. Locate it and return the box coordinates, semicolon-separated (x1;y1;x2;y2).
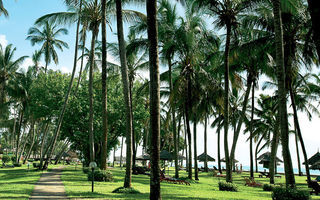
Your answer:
1;0;320;174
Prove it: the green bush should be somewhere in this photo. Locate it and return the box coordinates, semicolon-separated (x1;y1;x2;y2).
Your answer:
11;156;16;162
87;170;113;182
112;187;141;194
272;187;310;200
83;167;89;174
263;184;274;191
13;163;22;167
2;155;10;163
33;163;40;168
218;182;238;192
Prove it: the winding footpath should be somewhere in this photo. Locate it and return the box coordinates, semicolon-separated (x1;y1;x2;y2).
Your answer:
29;166;69;200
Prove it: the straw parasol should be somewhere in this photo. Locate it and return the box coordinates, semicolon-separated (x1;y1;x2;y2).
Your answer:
136;154;150;161
304;152;320;166
197;153;215;162
310;161;320;170
257;152;283;168
160;150;173;160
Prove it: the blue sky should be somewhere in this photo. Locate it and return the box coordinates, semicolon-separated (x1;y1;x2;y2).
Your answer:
1;0;320;172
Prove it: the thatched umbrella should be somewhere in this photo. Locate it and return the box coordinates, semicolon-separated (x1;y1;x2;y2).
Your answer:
136;154;150;161
160;150;173;161
310;161;320;170
304;152;320;166
257;152;283;169
197;153;215;162
178;154;186;160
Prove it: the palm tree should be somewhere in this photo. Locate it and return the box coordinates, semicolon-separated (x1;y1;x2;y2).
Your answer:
27;22;69;74
0;0;8;17
147;0;161;198
272;0;295;186
115;0;133;188
307;0;320;59
100;0;108;171
41;0;83;169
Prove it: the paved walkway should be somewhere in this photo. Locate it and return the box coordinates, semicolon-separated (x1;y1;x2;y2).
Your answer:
29;166;70;200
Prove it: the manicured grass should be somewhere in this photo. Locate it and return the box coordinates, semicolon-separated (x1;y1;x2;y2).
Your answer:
0;164;42;200
62;166;320;199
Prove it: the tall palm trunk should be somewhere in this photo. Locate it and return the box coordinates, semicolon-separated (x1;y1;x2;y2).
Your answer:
75;30;87;94
147;0;161;198
204;115;208;172
249;84;254;178
224;23;232;182
39;121;50;168
116;0;133;188
185;78;193;179
24;121;38;164
129;80;137;168
229;77;252;175
100;0;108;171
15;109;24;164
255;135;264;173
307;0;320;59
120;136;124;168
217;124;222;174
168;55;179;178
289;85;311;182
269;113;280;184
183;113;188;172
193;120;199;180
18;120;35;163
294;128;302;176
43;0;83;169
272;0;295;186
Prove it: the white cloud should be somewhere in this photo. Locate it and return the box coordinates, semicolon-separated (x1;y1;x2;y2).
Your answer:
61;66;71;74
20;58;34;71
0;34;8;47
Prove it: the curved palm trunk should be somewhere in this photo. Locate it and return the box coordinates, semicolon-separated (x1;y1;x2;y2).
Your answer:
193;120;199;180
250;85;254;179
294;128;302;176
270;114;280;184
39;121;50;168
147;0;161;198
289;85;311;182
116;0;133;188
307;0;320;60
255;135;264;173
272;0;295;186
15;109;24;164
75;30;87;94
24;122;38;164
18;120;35;163
168;55;179;178
100;0;108;171
185;77;193;179
217;124;222;174
204;115;208;172
43;0;83;169
224;23;232;182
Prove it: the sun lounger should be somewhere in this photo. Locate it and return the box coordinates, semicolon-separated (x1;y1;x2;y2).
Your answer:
244;177;262;187
160;170;190;185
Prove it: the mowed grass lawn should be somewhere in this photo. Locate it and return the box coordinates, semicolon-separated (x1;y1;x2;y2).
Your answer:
0;164;42;200
62;166;320;200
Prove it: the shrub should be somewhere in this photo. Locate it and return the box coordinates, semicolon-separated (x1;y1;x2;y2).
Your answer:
82;167;90;174
11;156;16;162
272;187;310;200
2;155;10;163
87;170;113;182
112;187;141;194
218;182;238;192
33;163;40;168
263;184;274;191
13;163;22;167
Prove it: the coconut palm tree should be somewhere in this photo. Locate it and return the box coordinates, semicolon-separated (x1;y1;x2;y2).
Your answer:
307;0;320;59
0;0;8;17
26;22;69;74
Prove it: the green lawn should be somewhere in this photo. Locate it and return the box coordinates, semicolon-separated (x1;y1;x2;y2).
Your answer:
0;164;42;200
62;166;320;200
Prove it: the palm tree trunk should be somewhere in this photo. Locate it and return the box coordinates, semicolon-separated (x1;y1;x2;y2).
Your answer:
255;136;264;173
295;128;302;176
15;109;24;164
217;124;222;174
270;114;280;184
289;85;311;182
168;55;179;178
39;121;50;168
116;0;133;188
18;120;35;163
193;120;199;180
120;137;124;168
43;0;83;169
307;0;320;60
147;0;161;198
183;113;188;172
185;79;193;179
130;81;137;168
250;83;254;179
272;0;295;187
224;22;232;183
75;29;87;94
204;115;208;172
24;122;38;164
100;0;108;171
